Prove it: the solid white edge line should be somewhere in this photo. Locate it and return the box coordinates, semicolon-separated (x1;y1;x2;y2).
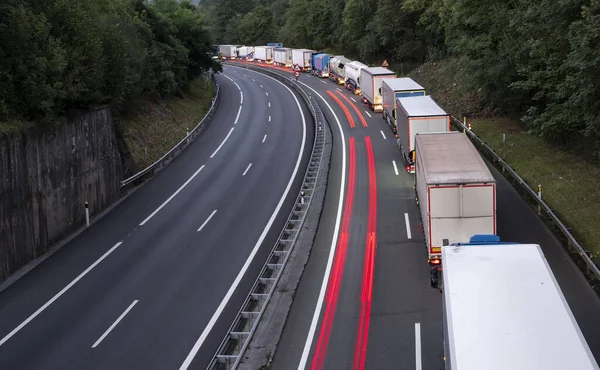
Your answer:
140;165;206;225
92;300;139;348
380;130;386;140
415;322;422;370
0;241;124;347
365;110;372;118
268;115;271;122
296;80;346;370
234;105;242;125
262;134;267;143
392;160;399;176
198;210;218;232
210;127;235;159
223;74;234;82
405;213;412;239
240;91;244;105
233;82;241;91
178;69;308;370
242;163;253;176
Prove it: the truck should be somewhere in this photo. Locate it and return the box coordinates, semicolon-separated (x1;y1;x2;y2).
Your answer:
236;46;254;61
310;51;323;73
219;45;238;60
382;78;426;134
254;46;274;64
312;54;331;77
359;67;396;112
414;131;496;264
396;95;450;173
430;236;600;370
329;56;351;84
344;61;368;94
292;49;315;72
273;47;292;67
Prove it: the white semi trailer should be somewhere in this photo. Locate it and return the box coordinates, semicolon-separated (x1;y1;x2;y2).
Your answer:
344;61;368;95
292;49;314;72
381;78;426;134
359;67;396;112
414;132;496;264
237;46;254;60
254;46;274;63
219;45;238;59
273;47;292;67
430;237;600;370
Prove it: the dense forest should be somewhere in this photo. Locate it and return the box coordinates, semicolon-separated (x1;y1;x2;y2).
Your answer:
0;0;218;130
202;0;600;161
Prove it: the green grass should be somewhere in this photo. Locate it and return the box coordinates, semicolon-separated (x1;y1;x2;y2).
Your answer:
408;59;600;263
121;78;215;170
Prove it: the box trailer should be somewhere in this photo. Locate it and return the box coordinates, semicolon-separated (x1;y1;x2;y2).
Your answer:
273;47;292;67
344;61;368;94
414;132;496;263
292;49;315;72
312;54;331;77
359;67;396;112
237;46;254;61
329;56;351;84
396;95;450;173
430;238;600;370
382;78;426;133
254;46;274;63
219;45;238;59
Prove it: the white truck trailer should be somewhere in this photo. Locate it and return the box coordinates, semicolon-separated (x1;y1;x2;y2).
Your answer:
359;67;396;112
219;45;238;59
344;61;368;94
237;46;254;61
396;95;450;173
430;237;600;370
414;132;496;264
273;47;292;67
292;49;314;72
381;78;426;134
254;46;274;64
329;56;351;84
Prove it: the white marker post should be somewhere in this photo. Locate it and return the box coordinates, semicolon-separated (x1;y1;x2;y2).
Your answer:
85;201;90;227
537;184;542;215
300;190;305;205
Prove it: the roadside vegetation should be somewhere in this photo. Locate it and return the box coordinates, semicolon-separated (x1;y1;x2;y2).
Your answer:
0;0;220;134
204;0;600;259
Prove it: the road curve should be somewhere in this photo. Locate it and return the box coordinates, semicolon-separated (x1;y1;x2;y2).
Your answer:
0;65;313;370
231;61;600;370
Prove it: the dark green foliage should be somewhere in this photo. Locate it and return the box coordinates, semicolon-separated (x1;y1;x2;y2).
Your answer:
0;0;214;127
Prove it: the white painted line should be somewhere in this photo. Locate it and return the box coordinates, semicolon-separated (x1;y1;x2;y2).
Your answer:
260;84;263;88
365;111;372;118
415;322;422;370
268;102;271;107
268;116;271;122
223;75;234;82
392;160;399;176
296;80;346;370
266;92;269;96
197;210;217;232
252;78;256;82
240;91;243;105
92;300;138;348
351;97;356;102
234;106;242;124
262;134;267;143
140;165;206;225
0;241;124;347
405;213;412;239
380;130;386;140
321;80;327;84
336;87;342;92
179;69;308;370
233;82;241;91
210;127;234;159
244;74;247;77
242;163;253;176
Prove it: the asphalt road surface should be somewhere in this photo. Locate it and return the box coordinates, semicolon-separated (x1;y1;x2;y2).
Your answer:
0;65;313;370
231;61;600;370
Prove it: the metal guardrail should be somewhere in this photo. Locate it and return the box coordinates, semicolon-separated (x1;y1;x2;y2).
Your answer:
120;77;221;190
451;116;600;282
207;63;327;369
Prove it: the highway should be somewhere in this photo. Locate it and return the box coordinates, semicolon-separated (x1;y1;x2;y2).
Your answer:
229;62;600;370
0;65;313;370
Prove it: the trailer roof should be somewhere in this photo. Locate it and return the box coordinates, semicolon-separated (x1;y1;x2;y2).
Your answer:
397;95;446;117
363;67;395;76
383;77;424;92
292;48;315;52
442;243;599;370
416;132;494;184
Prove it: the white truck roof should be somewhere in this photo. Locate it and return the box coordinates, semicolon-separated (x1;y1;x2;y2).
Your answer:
383;77;424;91
362;67;395;76
397;95;447;117
416;132;494;184
442;243;600;370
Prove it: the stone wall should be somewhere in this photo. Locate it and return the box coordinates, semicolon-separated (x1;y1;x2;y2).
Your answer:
0;107;123;281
